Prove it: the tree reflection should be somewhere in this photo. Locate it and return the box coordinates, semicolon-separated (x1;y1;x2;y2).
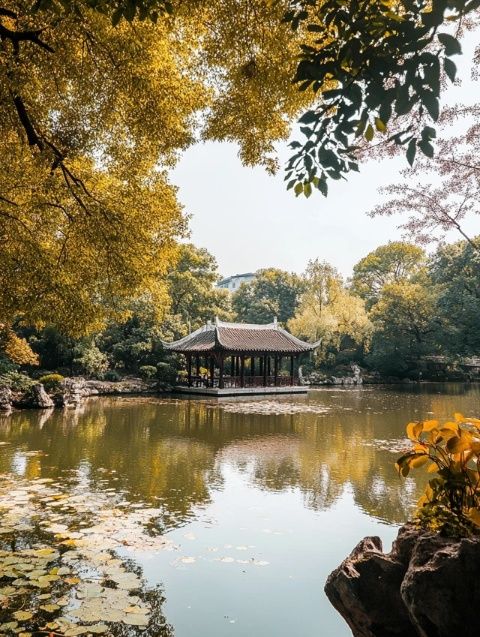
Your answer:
0;385;478;527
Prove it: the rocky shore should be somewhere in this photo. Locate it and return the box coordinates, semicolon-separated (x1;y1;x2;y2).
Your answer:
0;377;168;413
325;523;480;637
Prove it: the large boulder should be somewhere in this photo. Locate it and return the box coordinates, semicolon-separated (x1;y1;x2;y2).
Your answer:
326;523;480;637
325;531;416;637
0;386;12;411
57;378;87;407
401;533;480;637
18;383;54;409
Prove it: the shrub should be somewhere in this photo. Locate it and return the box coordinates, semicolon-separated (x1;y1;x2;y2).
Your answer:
0;371;35;392
139;365;157;380
38;373;65;392
73;342;109;378
104;370;121;382
396;413;480;536
157;362;177;384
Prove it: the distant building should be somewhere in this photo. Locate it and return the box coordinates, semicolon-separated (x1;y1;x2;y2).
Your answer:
217;272;256;292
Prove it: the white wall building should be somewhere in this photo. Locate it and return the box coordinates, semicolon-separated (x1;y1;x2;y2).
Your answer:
217;272;256;292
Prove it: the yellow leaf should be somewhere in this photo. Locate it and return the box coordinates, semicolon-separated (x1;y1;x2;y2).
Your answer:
438;428;457;441
446;432;472;454
468;508;480;527
406;421;423;441
427;462;439;473
375;118;386;132
423;419;439;432
441;421;459;432
410;455;428;468
454;412;465;423
65;576;80;585
61;539;77;547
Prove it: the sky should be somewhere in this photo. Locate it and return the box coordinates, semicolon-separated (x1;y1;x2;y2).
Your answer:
171;33;480;280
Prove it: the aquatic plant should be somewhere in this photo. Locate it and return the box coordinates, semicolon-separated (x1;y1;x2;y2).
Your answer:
396;413;480;536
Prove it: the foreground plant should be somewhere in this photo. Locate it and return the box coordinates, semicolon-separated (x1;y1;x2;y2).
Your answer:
396;413;480;536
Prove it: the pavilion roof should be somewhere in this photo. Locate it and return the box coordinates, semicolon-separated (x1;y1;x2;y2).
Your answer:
162;319;320;354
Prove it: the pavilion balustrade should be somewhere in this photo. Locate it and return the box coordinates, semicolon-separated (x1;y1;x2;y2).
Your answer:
177;373;298;388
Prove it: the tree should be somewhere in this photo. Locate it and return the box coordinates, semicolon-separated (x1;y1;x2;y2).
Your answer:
232;268;304;324
351;242;426;308
367;280;439;375
368;105;480;249
430;238;480;356
284;0;476;195
0;0;315;332
166;244;232;332
0;325;39;367
288;260;372;362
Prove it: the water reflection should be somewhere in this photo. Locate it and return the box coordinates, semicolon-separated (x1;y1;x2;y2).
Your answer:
1;384;478;530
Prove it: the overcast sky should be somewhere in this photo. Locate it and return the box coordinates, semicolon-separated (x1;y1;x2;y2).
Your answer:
172;33;480;280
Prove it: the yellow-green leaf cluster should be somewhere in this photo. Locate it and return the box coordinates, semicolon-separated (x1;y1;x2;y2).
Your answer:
397;413;480;535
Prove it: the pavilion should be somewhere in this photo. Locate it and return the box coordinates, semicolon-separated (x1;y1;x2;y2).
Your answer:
162;318;320;396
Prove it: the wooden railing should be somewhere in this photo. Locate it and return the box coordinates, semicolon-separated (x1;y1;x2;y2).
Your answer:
177;374;297;388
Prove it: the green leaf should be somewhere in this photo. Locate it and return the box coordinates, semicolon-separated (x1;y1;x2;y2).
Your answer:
443;57;457;82
406;139;417;166
418;139;434;158
364;124;374;142
304;182;312;198
298;111;317;125
294;183;303;196
421;126;436;141
317;177;328;197
111;6;123;25
421;91;439;121
438;33;462;56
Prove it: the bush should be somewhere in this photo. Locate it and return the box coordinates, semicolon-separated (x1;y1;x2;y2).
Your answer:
73;341;109;378
139;365;157;380
0;371;34;392
104;370;121;382
397;413;480;536
38;373;64;392
157;362;177;384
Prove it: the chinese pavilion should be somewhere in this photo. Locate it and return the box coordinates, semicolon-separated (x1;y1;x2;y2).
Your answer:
162;318;320;395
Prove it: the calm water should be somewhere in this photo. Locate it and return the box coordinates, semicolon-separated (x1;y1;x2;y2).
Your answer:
1;384;479;636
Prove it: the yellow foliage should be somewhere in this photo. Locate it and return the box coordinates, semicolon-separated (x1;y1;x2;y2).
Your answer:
397;414;480;535
288;259;372;359
0;1;315;334
0;327;39;366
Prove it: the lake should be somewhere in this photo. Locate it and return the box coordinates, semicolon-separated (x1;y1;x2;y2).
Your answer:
0;383;478;636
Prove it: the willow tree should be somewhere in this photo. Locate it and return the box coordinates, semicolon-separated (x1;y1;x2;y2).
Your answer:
0;0;314;334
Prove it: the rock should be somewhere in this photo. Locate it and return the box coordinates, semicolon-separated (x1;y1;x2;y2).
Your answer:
326;523;480;637
325;533;415;637
57;378;87;407
351;363;363;385
0;386;12;412
83;378;157;396
401;533;480;637
18;383;54;409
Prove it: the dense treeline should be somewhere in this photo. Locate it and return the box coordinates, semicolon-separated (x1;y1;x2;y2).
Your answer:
0;238;479;386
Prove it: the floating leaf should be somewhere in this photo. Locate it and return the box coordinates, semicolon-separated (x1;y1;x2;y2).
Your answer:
13;611;33;621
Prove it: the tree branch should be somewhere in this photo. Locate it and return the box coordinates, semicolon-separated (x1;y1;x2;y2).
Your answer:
0;22;54;53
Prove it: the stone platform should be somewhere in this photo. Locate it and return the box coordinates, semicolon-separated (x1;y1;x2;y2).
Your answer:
173;386;309;397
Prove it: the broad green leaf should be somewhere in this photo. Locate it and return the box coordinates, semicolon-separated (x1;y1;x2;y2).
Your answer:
406;139;417;166
438;33;462;56
443;57;457;82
